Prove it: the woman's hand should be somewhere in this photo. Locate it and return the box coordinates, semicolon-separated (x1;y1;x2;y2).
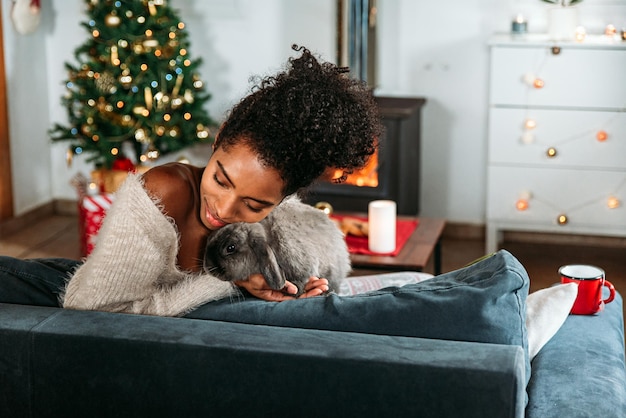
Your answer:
234;274;329;302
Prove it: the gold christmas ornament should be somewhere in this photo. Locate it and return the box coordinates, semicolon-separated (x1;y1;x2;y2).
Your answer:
133;106;150;117
183;89;194;103
144;87;153;110
105;13;121;27
66;148;73;167
314;201;334;215
133;43;145;54
110;45;120;66
172;74;183;96
148;1;158;16
95;72;116;94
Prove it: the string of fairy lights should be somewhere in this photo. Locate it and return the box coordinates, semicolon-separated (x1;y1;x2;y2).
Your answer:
511;44;625;226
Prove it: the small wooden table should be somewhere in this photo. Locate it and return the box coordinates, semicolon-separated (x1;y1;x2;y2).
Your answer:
348;216;446;276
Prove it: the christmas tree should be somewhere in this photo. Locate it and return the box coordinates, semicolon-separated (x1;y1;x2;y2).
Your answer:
50;0;215;169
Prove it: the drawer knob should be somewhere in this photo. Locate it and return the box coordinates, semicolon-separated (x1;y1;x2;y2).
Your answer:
551;46;561;55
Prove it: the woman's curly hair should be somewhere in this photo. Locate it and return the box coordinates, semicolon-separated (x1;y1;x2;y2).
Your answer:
217;45;382;196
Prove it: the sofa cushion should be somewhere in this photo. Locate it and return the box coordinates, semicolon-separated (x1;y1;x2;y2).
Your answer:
189;249;531;381
526;290;626;417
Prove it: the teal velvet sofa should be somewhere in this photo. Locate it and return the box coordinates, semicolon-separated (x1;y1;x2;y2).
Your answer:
1;250;624;417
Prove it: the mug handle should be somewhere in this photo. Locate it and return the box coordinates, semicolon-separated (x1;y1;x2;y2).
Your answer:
603;280;616;305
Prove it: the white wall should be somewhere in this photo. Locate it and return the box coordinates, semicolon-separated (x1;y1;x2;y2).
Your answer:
3;0;624;224
2;0;53;214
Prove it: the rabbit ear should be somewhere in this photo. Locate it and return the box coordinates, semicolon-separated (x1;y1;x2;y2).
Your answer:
260;245;286;290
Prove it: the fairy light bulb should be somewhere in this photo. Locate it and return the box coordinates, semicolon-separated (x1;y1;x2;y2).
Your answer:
516;199;529;211
575;26;586;42
607;196;621;209
557;214;568;225
546;147;557;158
533;78;544;89
605;24;617;36
596;130;608;142
524;119;536;130
516;190;532;211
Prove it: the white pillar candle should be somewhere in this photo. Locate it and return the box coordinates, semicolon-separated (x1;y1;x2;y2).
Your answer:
368;200;397;253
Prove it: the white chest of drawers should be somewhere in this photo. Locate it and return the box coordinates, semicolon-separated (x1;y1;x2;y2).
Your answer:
486;35;626;252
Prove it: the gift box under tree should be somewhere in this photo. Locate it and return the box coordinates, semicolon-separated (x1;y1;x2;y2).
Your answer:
79;193;114;257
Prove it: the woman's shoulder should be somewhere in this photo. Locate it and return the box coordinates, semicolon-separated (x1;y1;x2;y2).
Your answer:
140;162;203;215
142;162;202;185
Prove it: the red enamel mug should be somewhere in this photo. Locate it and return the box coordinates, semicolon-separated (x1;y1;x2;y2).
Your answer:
559;265;615;315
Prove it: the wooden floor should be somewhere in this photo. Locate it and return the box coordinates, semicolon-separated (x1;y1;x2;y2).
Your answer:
1;214;625;317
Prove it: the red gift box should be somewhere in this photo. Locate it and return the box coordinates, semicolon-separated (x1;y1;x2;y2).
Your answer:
79;193;114;257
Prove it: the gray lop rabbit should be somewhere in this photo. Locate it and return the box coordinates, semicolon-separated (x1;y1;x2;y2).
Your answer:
203;197;350;295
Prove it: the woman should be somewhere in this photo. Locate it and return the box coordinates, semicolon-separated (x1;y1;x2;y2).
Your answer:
0;45;382;316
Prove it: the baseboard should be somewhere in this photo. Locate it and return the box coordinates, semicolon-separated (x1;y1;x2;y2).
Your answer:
54;199;79;216
0;201;57;237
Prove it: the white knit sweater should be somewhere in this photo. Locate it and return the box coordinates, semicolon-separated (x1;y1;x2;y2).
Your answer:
63;174;237;316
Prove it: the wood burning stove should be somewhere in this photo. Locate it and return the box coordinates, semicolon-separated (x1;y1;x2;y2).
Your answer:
304;96;425;216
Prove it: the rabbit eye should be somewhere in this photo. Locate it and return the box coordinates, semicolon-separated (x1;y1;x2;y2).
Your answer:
226;244;236;254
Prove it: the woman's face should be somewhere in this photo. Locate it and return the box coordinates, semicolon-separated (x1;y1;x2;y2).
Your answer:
200;142;285;230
